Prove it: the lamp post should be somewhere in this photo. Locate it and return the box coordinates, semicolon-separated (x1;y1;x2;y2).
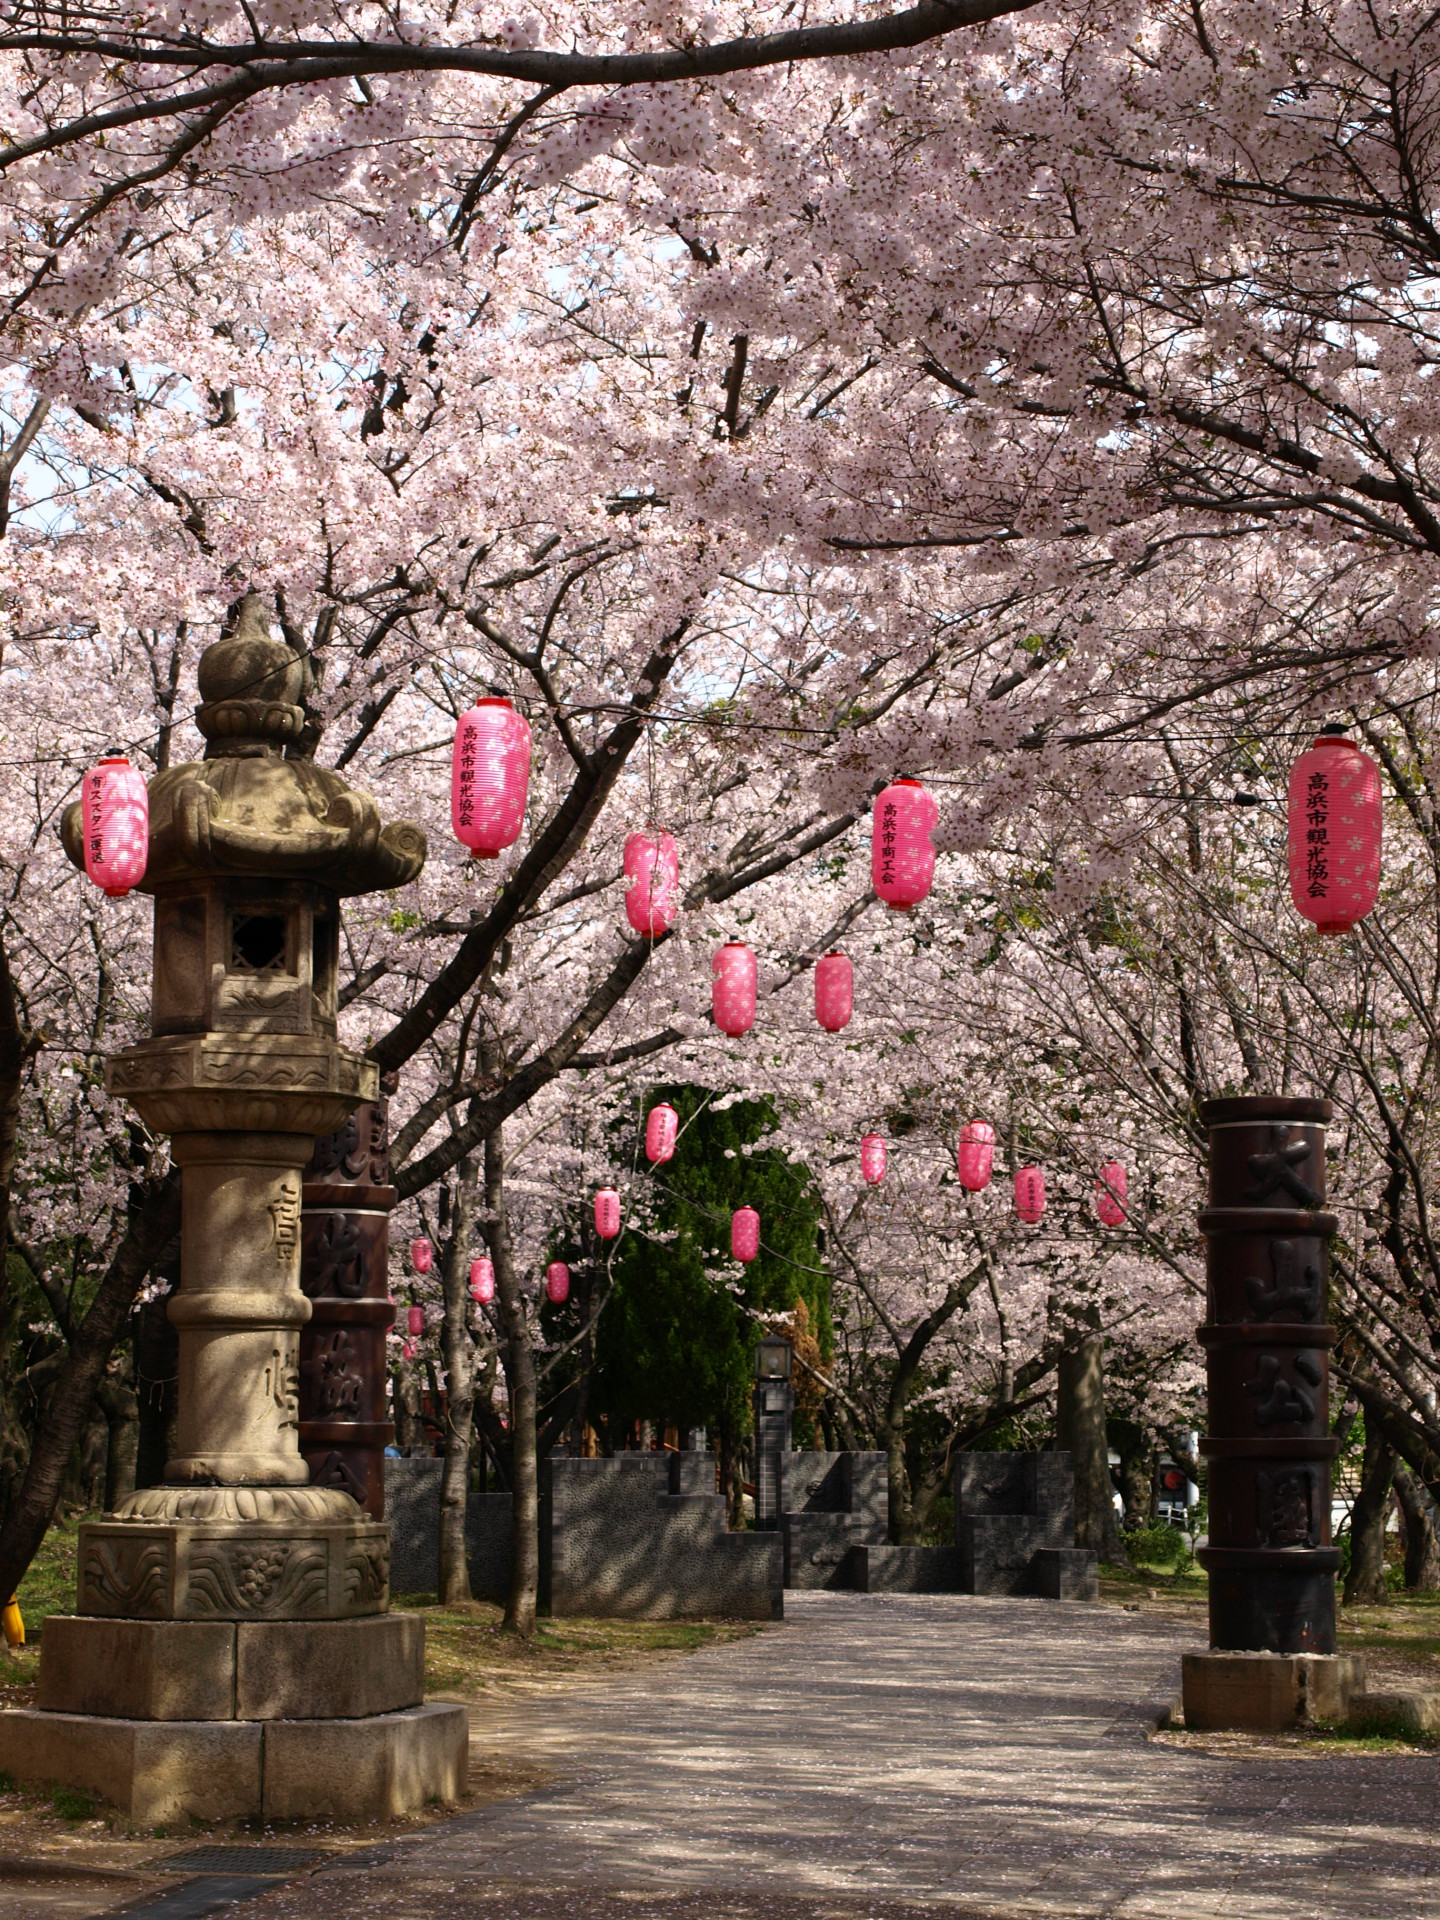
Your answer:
752;1331;794;1530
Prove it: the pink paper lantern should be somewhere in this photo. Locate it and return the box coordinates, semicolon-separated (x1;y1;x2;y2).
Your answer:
82;754;149;898
1096;1161;1127;1228
871;778;938;912
860;1133;887;1185
957;1122;995;1193
595;1187;621;1239
645;1103;679;1164
815;951;853;1032
469;1256;495;1303
451;696;531;859
731;1206;760;1263
402;1340;415;1360
545;1260;570;1304
1014;1166;1046;1224
406;1303;425;1337
712;940;757;1036
1288;726;1382;935
410;1236;433;1275
624;830;680;936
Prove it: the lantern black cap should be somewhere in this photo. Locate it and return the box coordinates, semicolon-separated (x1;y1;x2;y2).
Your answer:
1319;722;1349;736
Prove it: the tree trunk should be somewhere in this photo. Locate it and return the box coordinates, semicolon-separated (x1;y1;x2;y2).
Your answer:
486;1119;538;1638
437;1157;479;1606
885;1420;912;1544
96;1371;139;1513
0;1168;180;1607
1394;1464;1439;1592
393;1362;426;1452
1343;1423;1395;1606
719;1411;741;1528
1056;1337;1127;1564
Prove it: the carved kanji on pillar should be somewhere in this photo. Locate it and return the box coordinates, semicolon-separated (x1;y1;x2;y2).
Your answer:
300;1077;399;1519
1197;1097;1341;1653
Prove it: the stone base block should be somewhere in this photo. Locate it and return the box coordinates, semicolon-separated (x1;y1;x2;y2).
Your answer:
1030;1548;1098;1601
0;1702;467;1824
1182;1650;1367;1731
37;1614;424;1721
78;1514;390;1620
0;1710;262;1824
262;1703;468;1820
1349;1690;1440;1735
853;1546;964;1593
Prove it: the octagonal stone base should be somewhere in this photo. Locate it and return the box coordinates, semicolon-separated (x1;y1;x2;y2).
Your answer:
78;1515;390;1619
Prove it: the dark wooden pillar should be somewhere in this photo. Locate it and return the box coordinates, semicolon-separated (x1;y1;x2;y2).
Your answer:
1197;1096;1340;1652
298;1077;398;1519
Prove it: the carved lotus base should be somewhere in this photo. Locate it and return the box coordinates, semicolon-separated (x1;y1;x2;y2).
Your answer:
77;1513;390;1621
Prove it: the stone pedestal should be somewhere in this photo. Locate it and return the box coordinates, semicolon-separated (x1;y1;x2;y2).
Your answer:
1182;1650;1365;1731
0;594;455;1824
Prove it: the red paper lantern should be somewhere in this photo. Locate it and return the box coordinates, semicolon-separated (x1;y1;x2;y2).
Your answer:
469;1256;494;1303
406;1303;425;1337
1014;1166;1046;1224
545;1260;570;1304
402;1340;415;1360
81;754;148;898
712;940;757;1036
624;830;679;936
860;1133;887;1185
451;696;531;859
1287;726;1382;934
871;778;938;911
410;1236;433;1274
645;1103;679;1164
731;1206;760;1263
1096;1161;1127;1228
814;951;853;1032
957;1122;995;1192
595;1188;621;1239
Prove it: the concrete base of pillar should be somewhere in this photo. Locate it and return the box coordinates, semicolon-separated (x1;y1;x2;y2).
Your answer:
0;1701;466;1824
36;1613;423;1720
1348;1690;1440;1735
1181;1650;1366;1731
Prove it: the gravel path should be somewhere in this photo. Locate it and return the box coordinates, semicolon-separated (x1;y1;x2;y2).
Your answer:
239;1591;1439;1920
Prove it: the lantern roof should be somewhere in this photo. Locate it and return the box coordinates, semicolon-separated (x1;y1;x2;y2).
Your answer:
61;595;427;897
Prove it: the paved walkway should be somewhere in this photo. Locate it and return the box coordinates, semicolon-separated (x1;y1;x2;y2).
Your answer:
246;1593;1439;1920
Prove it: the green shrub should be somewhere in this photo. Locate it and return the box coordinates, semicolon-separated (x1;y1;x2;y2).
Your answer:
51;1785;94;1820
1125;1522;1190;1571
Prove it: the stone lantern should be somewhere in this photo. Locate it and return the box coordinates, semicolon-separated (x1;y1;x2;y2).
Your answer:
0;598;467;1823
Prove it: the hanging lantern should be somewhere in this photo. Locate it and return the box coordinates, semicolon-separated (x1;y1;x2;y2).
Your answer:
402;1340;415;1360
81;754;149;898
871;778;938;912
624;830;680;936
645;1102;679;1164
545;1260;570;1304
451;696;532;859
712;940;757;1036
406;1303;425;1337
860;1133;887;1185
1096;1161;1127;1228
957;1121;995;1192
731;1206;760;1263
594;1188;621;1240
1287;724;1382;934
814;951;853;1032
410;1236;433;1275
1014;1166;1046;1224
469;1256;495;1303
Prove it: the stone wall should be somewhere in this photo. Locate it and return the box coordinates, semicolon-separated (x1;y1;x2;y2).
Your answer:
385;1452;781;1620
779;1451;888;1588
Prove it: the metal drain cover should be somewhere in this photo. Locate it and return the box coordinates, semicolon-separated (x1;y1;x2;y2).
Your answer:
158;1846;326;1875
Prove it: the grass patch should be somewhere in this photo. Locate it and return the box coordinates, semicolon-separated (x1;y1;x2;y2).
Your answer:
12;1511;86;1633
389;1595;767;1699
51;1785;95;1820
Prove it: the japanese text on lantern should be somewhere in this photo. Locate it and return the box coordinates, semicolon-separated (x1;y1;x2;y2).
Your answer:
1305;771;1329;899
879;801;897;886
